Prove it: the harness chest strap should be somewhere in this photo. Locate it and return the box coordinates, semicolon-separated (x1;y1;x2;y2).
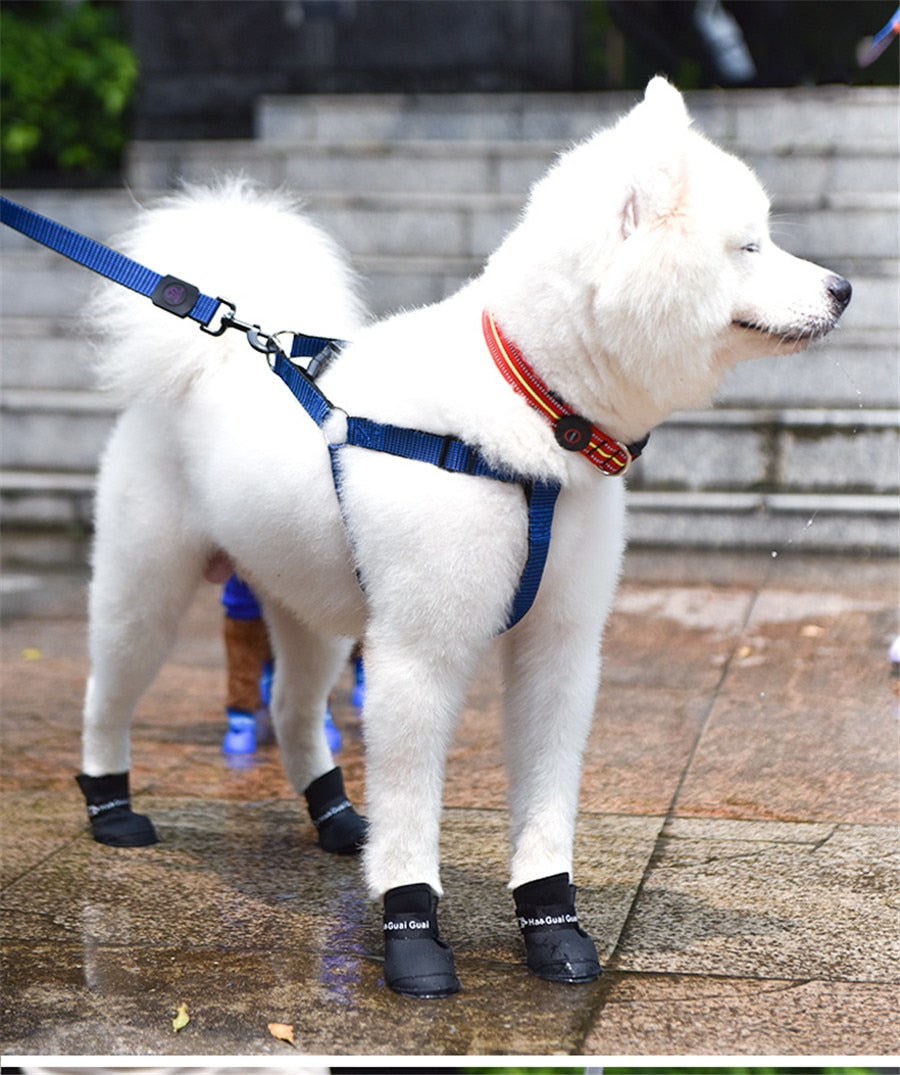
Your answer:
272;350;560;630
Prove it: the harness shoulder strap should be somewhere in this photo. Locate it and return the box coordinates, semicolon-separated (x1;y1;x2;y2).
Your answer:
344;417;511;482
508;480;560;629
271;351;334;428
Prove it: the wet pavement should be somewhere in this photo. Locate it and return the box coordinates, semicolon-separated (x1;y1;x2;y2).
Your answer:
1;542;897;1058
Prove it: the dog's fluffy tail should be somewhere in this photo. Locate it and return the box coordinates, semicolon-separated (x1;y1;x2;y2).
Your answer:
87;178;367;403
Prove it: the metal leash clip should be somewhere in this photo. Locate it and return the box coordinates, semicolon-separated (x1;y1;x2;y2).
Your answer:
200;298;284;357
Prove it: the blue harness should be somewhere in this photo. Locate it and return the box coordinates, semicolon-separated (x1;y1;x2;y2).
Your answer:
1;196;558;630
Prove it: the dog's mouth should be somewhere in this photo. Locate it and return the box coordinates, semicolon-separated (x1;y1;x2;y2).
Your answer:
732;319;828;345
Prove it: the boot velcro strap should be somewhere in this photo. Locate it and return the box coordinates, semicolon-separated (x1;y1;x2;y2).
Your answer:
86;797;130;817
311;797;352;829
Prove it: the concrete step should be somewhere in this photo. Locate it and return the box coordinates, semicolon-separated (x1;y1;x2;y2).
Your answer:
626;490;899;555
715;328;898;410
3;190;896;326
0;469;96;531
2;87;896;549
1;389;119;471
630;408;899;497
307;193;898;264
3;311;894;419
2;244;895;347
3;389;895;491
2;467;895;555
255;87;900;155
127;136;900;208
0;318;99;391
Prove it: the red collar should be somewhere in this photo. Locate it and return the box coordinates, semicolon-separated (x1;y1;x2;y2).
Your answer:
482;309;646;476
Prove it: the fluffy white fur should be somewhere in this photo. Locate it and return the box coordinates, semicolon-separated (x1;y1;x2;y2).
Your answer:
82;80;848;900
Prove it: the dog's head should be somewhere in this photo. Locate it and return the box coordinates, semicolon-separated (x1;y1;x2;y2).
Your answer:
618;79;851;359
486;78;851;427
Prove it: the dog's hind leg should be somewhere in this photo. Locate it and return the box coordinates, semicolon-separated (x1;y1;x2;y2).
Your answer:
77;409;205;845
261;603;366;854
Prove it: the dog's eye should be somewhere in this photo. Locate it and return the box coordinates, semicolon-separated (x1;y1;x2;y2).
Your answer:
741;242;761;253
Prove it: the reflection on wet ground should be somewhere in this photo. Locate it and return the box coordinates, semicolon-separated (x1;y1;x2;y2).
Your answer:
1;547;897;1056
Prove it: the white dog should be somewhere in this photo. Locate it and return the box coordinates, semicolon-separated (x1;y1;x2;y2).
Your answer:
75;79;850;997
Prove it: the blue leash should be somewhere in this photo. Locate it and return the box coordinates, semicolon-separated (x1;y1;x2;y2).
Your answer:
0;195;558;630
0;196;222;326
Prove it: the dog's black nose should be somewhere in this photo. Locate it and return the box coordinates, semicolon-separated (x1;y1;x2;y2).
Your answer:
827;274;852;311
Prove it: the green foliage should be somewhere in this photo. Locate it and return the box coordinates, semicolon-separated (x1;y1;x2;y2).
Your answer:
0;0;137;178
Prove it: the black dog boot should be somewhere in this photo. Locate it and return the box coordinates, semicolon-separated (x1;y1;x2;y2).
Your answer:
303;766;367;854
75;771;159;847
383;882;460;998
513;871;601;983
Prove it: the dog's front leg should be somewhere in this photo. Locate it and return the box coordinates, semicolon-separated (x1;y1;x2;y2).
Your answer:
501;620;604;984
500;481;625;984
336;456;525;997
362;626;491;998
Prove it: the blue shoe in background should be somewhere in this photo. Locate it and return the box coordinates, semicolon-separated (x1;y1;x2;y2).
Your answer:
351;656;365;709
324;705;342;753
222;707;256;754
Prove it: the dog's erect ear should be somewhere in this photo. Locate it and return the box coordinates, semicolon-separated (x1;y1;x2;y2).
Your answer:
641;76;690;121
621;77;692;239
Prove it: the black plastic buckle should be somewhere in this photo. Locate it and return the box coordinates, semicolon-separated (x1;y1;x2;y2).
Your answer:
554;414;593;452
151;275;200;317
625;431;650;460
306;341;342;379
437;435;479;475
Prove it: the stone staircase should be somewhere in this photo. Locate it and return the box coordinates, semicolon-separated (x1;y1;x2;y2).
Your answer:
2;87;897;552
